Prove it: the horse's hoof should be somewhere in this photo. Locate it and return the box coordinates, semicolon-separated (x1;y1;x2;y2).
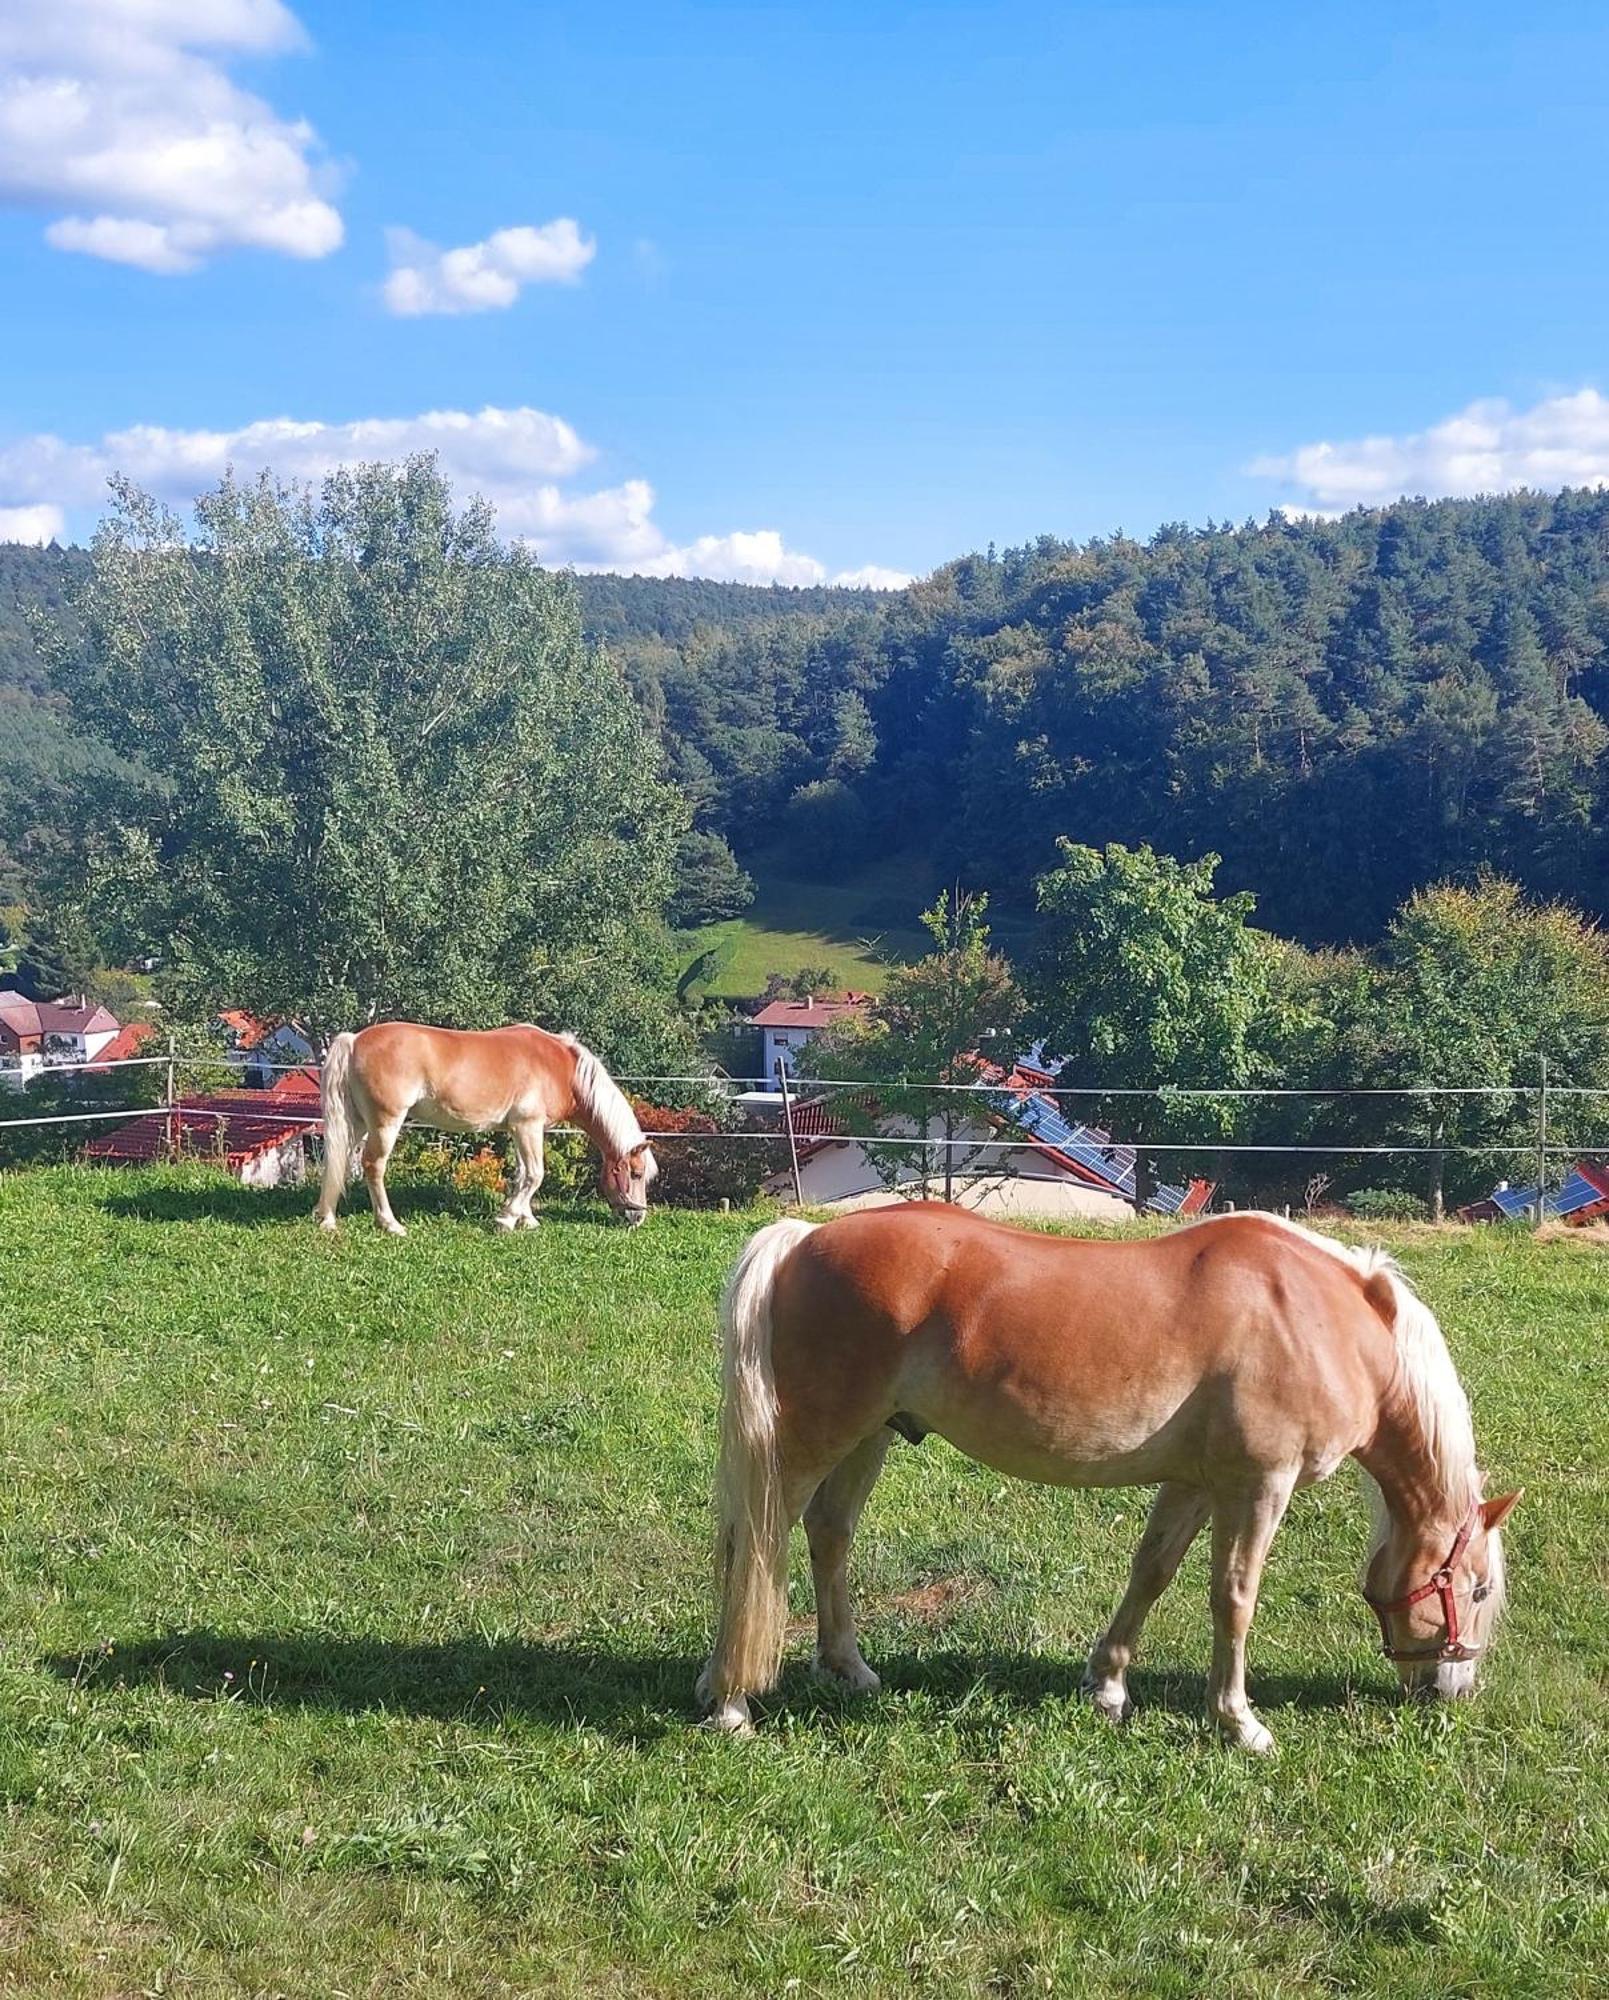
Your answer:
1214;1710;1276;1756
812;1653;881;1695
377;1221;407;1239
492;1215;519;1232
518;1213;541;1230
316;1215;338;1234
1082;1672;1132;1724
698;1695;754;1736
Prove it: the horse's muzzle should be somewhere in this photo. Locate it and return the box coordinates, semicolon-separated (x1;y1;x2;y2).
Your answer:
619;1205;648;1229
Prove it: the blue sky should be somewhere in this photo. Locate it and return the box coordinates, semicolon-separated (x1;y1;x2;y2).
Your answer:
4;1;1609;582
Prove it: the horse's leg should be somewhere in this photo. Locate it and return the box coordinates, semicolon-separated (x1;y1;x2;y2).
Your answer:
513;1119;545;1229
362;1116;408;1237
1205;1470;1298;1754
494;1119;543;1231
1083;1481;1210;1723
804;1430;894;1693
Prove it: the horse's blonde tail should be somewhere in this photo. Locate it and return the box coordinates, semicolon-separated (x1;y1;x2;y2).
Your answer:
703;1216;818;1708
315;1032;360;1225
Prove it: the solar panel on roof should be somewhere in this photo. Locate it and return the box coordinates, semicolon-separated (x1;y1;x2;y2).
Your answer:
988;1086;1194;1213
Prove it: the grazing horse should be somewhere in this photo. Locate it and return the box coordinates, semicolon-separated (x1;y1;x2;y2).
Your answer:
314;1022;657;1236
698;1206;1519;1752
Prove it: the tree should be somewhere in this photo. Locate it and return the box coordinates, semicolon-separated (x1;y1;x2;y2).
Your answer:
1371;876;1609;1217
816;889;1022;1199
14;903;98;1000
46;461;687;1050
780;779;868;872
1028;841;1282;1205
667;830;755;929
761;964;844;1003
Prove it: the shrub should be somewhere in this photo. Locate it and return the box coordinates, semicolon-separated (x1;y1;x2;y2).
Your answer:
1344;1187;1429;1222
632;1099;775;1208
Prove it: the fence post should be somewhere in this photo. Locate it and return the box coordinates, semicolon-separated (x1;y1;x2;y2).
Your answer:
776;1058;804;1209
165;1031;178;1165
1534;1054;1548;1230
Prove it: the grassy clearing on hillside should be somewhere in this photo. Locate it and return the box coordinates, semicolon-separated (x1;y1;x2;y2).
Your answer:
678;850;940;997
0;1169;1606;1997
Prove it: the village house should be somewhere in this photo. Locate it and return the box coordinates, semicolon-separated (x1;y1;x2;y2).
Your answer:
216;1010;317;1086
764;1053;1215;1222
749;990;872;1083
0;989;124;1089
1459;1161;1609;1227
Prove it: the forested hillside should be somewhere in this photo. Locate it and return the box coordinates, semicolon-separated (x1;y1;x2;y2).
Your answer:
624;492;1609;943
7;486;1609;944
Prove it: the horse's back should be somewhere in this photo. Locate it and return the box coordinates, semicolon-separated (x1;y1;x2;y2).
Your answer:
349;1020;568;1124
769;1205;1385;1485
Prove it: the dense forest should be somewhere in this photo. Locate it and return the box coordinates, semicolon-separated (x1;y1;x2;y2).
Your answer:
5;486;1609;944
613;491;1609;944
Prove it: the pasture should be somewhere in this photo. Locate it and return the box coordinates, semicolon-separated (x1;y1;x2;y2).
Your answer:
0;1168;1605;1997
676;849;941;998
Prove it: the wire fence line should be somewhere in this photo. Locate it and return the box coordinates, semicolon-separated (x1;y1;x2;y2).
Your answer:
5;1099;1609;1158
3;1093;1605;1154
6;1051;1607;1239
10;1045;1609;1095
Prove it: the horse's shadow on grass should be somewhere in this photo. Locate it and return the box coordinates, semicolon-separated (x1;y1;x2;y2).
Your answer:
45;1632;701;1742
98;1184;610;1231
43;1632;1370;1742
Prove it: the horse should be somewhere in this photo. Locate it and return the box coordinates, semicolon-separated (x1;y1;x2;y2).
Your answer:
314;1022;657;1236
697;1205;1519;1752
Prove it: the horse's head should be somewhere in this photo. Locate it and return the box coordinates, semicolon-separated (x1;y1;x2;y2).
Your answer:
600;1143;657;1227
1364;1489;1520;1700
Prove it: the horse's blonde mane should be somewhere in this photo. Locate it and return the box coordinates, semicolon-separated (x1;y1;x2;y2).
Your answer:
563;1036;655;1171
1178;1211;1480;1537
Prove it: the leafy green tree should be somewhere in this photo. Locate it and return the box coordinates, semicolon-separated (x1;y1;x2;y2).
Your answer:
1028;841;1282;1204
780;779;868;872
1370;876;1609;1216
45;461;687;1050
14;904;98;1000
667;830;755;929
756;966;848;1017
825;689;878;780
817;889;1022;1199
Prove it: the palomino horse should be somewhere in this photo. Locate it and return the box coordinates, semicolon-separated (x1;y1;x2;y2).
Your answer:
699;1206;1519;1752
314;1023;657;1235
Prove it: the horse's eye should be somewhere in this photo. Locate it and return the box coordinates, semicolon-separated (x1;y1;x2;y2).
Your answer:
1472;1580;1491;1603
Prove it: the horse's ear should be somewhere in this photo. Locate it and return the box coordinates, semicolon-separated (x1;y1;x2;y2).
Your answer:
1481;1490;1523;1531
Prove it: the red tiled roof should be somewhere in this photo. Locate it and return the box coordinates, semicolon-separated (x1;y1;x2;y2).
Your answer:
84;1091;321;1166
217;1009;270;1048
80;1021;158;1069
751;992;873;1029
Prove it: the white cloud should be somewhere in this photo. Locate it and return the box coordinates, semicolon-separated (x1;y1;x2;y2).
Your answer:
0;403;909;587
829;562;915;590
0;0;342;272
383;220;595;317
0;503;64;544
1250;389;1609;515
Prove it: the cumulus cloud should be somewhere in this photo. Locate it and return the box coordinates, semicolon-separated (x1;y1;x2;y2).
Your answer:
0;503;64;544
0;0;342;272
829;562;916;590
383;220;595;316
0;403;910;587
1250;389;1609;515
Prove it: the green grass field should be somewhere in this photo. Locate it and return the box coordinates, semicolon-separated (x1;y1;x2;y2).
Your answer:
1;1168;1606;1997
677;850;942;997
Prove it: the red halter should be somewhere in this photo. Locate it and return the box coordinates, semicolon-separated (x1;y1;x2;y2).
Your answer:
1363;1508;1485;1664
